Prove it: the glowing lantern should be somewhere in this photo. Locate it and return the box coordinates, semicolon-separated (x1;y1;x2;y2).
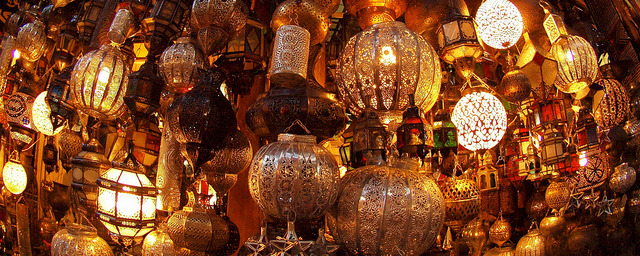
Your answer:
452;88;507;151
31;91;63;136
3;158;28;194
551;35;598;94
475;0;523;49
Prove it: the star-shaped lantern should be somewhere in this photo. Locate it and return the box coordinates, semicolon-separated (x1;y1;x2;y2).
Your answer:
269;221;314;256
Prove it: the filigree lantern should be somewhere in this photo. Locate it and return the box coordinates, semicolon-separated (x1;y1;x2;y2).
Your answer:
515;229;545;256
158;37;207;94
489;217;512;247
609;163;636;193
70;44;129;121
575;107;599;152
268;25;310;86
71;138;112;213
440;176;480;232
569;150;611;192
249;133;340;221
191;0;249;55
551;35;598;94
452;88;507;151
142;224;203;256
46;68;76;133
2;158;28;194
329;165;444;255
107;7;136;45
592;78;630;130
31;91;64;136
6;84;37;152
15;20;47;62
475;0;523;49
51;223;114;256
156;125;184;212
337;21;441;119
545;178;571;210
498;66;532;103
141;0;192;57
343;0;407;29
201;129;252;175
271;0;329;46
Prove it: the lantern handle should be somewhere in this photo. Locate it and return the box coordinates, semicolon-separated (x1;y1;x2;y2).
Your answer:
289;13;299;26
283;119;311;134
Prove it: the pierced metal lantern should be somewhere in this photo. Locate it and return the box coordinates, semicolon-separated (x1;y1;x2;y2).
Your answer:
498;66;532;103
197;27;229;57
191;0;249;55
569;150;611;192
475;0;523;49
528;98;566;131
141;0;192;57
489;218;512;247
540;215;566;237
351;109;387;168
51;223;114;256
77;0;106;43
461;218;488;256
436;13;483;76
329;165;444;255
452;88;507;151
70;44;129;121
31;91;64;136
609;163;636;193
337;21;442;118
486;247;516;256
552;35;598;94
343;0;407;29
545;179;571;210
158;37;207;94
440;177;480;232
15;20;47;62
271;0;329;46
71;139;112;213
142;224;205;256
515;229;545;256
125;60;163;125
249;134;340;221
107;8;136;45
167;72;237;171
2;158;28;195
156;125;184;212
539;128;566;167
592;78;630;130
58;129;83;169
201;129;252;175
7;85;37;152
269;25;310;86
575;107;599;152
46;68;75;132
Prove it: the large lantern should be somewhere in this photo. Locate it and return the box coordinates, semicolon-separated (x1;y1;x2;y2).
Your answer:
158;37;207;94
440;177;480;232
70;44;129;121
337;21;442;118
328;165;444;255
343;0;407;29
515;229;545;256
141;0;192;56
569;150;611;192
15;20;47;62
191;0;249;55
592;78;630;130
551;35;598;94
51;223;114;256
452;88;507;151
271;0;329;46
249;133;340;221
475;0;523;49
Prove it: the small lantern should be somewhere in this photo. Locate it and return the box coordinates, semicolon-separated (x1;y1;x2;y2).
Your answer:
107;7;136;45
7;84;37;152
539;128;567;167
141;0;192;57
130;118;161;170
575;107;599;152
477;164;499;191
339;123;354;169
31;91;64;136
432;108;458;156
396;95;433;158
529;98;566;131
436;14;483;77
268;25;310;86
3;157;28;194
46;67;76;132
125;60;163;126
351;109;387;168
542;4;568;45
43;139;58;173
71;137;112;213
51;17;79;71
513;127;532;157
15;20;47;62
158;37;207;94
96;143;156;245
76;0;106;43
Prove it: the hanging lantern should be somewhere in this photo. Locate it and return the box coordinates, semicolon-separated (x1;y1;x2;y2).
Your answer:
51;223;114;256
343;0;407;29
130;119;162;170
575;107;599;152
125;60;163;126
440;177;480;232
141;0;192;57
270;0;329;46
76;0;106;43
489;217;512;247
2;158;28;195
432;108;458;156
539;127;566;167
452;88;507;151
158;37;207;94
268;25;310;86
475;0;523;49
569;150;611;192
142;224;204;256
540;215;566;237
70;44;130;121
515;229;545;256
201;129;252;175
337;21;442;118
527;188;548;220
7;83;37;151
249;133;340;221
107;7;136;45
461;218;488;256
15;20;47;62
551;35;598;94
328;165;444;255
350;109;387;168
0;36;16;80
156;125;184;212
51;18;79;72
191;0;249;55
71;138;112;213
167;72;237;171
529;98;566;131
436;13;483;78
96;148;156;245
396;95;433;158
486;247;516;256
609;163;636;193
497;66;532;103
58;129;83;168
46;68;76;133
545;178;571;210
592;78;630;130
566;225;599;255
31;91;64;136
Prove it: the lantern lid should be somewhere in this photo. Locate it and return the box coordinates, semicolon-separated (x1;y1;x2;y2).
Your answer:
277;133;316;143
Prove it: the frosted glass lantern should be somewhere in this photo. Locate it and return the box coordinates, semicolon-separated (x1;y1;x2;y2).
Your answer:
452;88;507;151
3;159;28;194
475;0;523;49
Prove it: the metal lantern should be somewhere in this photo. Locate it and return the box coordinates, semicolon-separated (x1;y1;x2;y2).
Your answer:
529;98;566;131
545;179;571;210
191;0;249;55
452;88;507;151
592;78;630;130
440;177;480;232
107;8;136;45
329;165;444;255
52;19;79;72
71;138;112;213
396;95;433;158
46;67;76;133
436;13;483;77
527;188;548;220
158;37;207;94
249;133;340;221
569;150;611;192
130;119;162;170
515;229;545;256
31;91;63;136
575;107;599;152
337;21;442;118
551;35;598;94
461;218;488;256
200;129;252;175
351;109;387;168
156;125;184;212
489;217;512;247
343;0;407;29
142;224;204;256
432;108;458;156
609;163;636;193
540;215;566;237
125;60;163;126
141;0;192;57
268;25;310;86
486;247;516;256
70;44;130;121
51;223;114;256
15;20;47;62
77;0;106;43
271;0;329;46
6;85;37;152
475;0;523;49
498;66;532;103
2;159;28;195
58;129;83;168
566;225;599;255
539;127;566;167
167;72;237;171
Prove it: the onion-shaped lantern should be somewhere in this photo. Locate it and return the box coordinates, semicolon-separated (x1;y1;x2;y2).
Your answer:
452;88;507;151
475;0;523;49
15;20;47;62
201;129;252;175
271;0;329;46
545;179;571;210
158;37;207;94
51;223;114;256
328;165;444;255
343;0;408;29
515;229;545;256
191;0;249;55
142;224;204;256
440;176;480;232
70;44;130;121
552;35;598;94
592;78;630;130
249;134;340;221
461;218;488;256
337;21;441;118
489;217;512;247
497;66;532;103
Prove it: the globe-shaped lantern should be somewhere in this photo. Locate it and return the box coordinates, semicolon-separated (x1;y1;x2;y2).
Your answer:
70;44;129;121
515;229;545;256
497;66;532;103
592;78;630;130
452;88;507;151
475;0;523;49
51;223;114;256
337;21;441;119
552;35;598;94
3;159;28;195
158;37;207;94
15;20;47;62
343;0;408;29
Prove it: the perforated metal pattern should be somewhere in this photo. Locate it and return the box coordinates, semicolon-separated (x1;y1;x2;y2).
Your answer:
545;179;571;210
498;68;532;103
489;219;511;247
51;224;114;256
271;0;329;46
329;165;444;255
609;163;636;193
201;129;252;175
344;0;407;29
16;20;47;62
191;0;248;32
197;27;229;56
269;25;310;86
593;78;630;130
156;125;184;211
552;35;598;93
167;208;231;252
569;150;611;192
158;37;207;94
142;226;206;256
515;229;545;256
440;177;480;232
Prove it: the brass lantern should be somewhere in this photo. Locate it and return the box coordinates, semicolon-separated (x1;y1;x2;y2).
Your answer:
396;95;433;158
515;229;545;256
15;20;47;63
7;83;37;152
351;109;387;168
575;107;599;152
343;0;408;29
191;0;249;55
592;78;630;130
436;13;483;78
141;0;192;57
271;0;329;46
46;67;76;133
545;178;572;210
475;0;523;49
156;125;184;212
107;7;136;45
31;91;64;136
76;0;106;43
497;66;532;104
551;35;598;94
529;98;566;131
125;60;163;126
539;127;566;167
489;217;512;247
440;176;480;232
158;37;207;94
71;137;112;213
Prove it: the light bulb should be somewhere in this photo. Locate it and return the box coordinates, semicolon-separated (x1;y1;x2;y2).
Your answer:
379;46;396;65
565;50;574;62
579;152;588;167
97;67;111;85
32;91;63;136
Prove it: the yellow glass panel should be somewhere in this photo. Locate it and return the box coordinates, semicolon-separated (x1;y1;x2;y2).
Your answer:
97;187;117;216
117;192;142;220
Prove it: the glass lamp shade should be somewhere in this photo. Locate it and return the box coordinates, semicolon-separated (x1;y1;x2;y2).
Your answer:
2;159;28;194
592;79;630;130
15;20;47;62
96;164;156;243
31;91;63;136
539;128;567;167
475;0;523;49
552;35;598;94
268;25;311;86
125;61;163;123
436;15;483;64
271;0;329;46
513;127;531;157
351;109;388;168
529;98;566;131
396;96;433;158
77;0;106;43
158;37;207;94
131;119;162;169
343;0;408;29
141;0;191;57
432;109;458;154
71;139;112;212
70;44;130;121
337;21;442;117
46;68;76;132
497;66;532;103
575;108;599;152
452;88;507;151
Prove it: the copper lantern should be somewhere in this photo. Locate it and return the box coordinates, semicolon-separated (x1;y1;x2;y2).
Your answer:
271;0;329;46
15;20;47;63
343;0;408;29
551;35;598;94
592;78;630;130
351;109;387;168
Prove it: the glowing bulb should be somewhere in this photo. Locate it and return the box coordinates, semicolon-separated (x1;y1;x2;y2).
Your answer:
579;152;588;167
32;91;63;136
379;46;396;65
97;67;111;85
12;49;20;60
565;50;574;62
3;160;27;195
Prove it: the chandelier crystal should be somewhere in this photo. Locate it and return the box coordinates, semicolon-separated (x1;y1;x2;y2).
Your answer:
452;88;507;151
475;0;523;49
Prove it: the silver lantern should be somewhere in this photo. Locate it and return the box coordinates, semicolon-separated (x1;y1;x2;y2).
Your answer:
158;37;208;94
268;25;310;86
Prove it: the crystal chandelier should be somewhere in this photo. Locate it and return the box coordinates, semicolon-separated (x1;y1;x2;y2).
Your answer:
475;0;523;49
452;88;507;151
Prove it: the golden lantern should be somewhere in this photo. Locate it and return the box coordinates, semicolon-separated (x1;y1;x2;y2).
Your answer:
515;229;545;256
497;66;532;103
268;25;310;86
489;217;512;247
158;37;207;94
31;91;64;136
2;158;28;194
440;176;480;232
343;0;407;29
15;20;47;62
592;78;630;130
337;21;441;118
540;215;565;237
551;35;598;94
107;7;136;45
461;219;488;256
545;178;571;210
271;0;329;46
486;247;516;256
452;88;507;151
475;0;523;49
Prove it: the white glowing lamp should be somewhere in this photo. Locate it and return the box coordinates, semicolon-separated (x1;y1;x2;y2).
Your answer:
31;91;64;136
475;0;523;49
452;88;507;151
3;159;28;194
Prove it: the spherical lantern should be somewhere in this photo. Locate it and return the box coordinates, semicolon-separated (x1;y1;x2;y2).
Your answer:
592;79;630;130
569;150;611;192
540;216;566;237
31;91;63;136
515;229;545;256
551;35;598;94
70;44;129;121
142;224;204;256
486;247;516;256
329;165;444;255
609;163;636;193
489;218;512;247
452;88;507;151
51;223;114;256
337;21;441;118
343;0;408;29
545;179;571;210
497;66;532;103
158;37;207;94
191;0;249;55
526;189;548;221
271;0;329;46
475;0;523;49
200;129;252;175
439;177;480;232
249;133;339;221
15;20;47;62
2;159;28;195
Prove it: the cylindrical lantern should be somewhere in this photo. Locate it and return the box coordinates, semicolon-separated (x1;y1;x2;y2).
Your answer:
475;0;523;49
545;179;571;210
515;229;545;256
107;8;136;45
142;224;204;256
271;0;329;45
269;25;310;86
329;165;444;255
71;138;112;212
70;44;129;121
609;163;636;193
440;177;480;232
51;223;114;256
539;128;566;167
592;78;630;130
343;0;408;29
575;107;599;152
337;21;442;117
31;91;63;136
156;126;184;212
15;20;47;62
452;88;507;151
2;159;28;195
552;35;598;94
158;37;207;94
249;133;340;221
498;66;532;103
